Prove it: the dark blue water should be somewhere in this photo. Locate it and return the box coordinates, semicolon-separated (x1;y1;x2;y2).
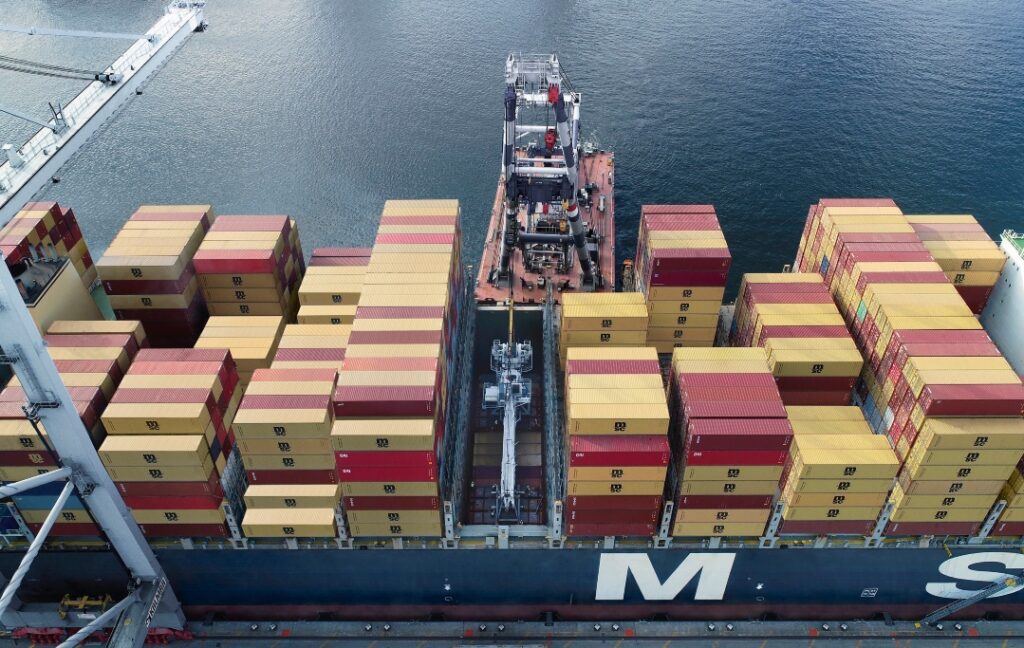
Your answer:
2;0;1022;295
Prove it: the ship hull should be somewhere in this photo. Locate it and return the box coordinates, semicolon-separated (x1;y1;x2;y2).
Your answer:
4;547;1023;621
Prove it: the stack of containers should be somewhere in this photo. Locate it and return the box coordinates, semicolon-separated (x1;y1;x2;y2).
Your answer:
331;199;462;539
906;215;1006;314
669;348;790;538
563;347;670;537
795;198;1024;536
296;250;366;325
1;201;96;287
194;316;285;388
994;457;1024;536
730;273;862;405
193;215;304;320
633;205;731;352
98;348;241;538
0;321;145;537
558;293;648;367
236;368;341;538
271;324;351;372
778;406;899;535
98;205;213;347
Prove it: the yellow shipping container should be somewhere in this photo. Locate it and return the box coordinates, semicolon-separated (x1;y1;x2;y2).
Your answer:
905;447;1020;470
560;330;648;345
682;465;784;482
646;286;725;302
565;346;659;361
242;508;338;537
768;349;863;377
21;510;94;524
561;292;646;306
235;437;333;455
675;508;770;524
947;270;1001;286
566;388;666;405
999;507;1024;523
903;464;1015;482
348;521;442;538
101;402;211;435
780;505;881;521
99;435;208;467
645;326;716;343
789;447;899;480
337;370;438;387
331;418;435;451
672;522;767;537
343;343;442;359
742;273;824;285
647;237;728;249
240;453;336;471
105;462;215;482
296;305;358;324
648;312;720;328
243;484;341;509
890;506;991;523
677;480;780;495
381;198;460;217
565;402;669;435
232;410;332;439
566;481;665;496
790;420;873;436
568;466;667;481
891;488;995;510
785;477;894;494
48;319;147;345
647;300;722;315
785;492;888;507
561;306;650;331
764;337;858;351
340;481;438;497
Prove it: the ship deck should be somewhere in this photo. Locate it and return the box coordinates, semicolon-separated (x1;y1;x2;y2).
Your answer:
475;150;616;305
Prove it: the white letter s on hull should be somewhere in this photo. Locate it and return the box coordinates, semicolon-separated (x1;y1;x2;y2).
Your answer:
926;552;1024;600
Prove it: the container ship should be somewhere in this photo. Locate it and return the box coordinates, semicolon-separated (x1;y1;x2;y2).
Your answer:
0;51;1023;637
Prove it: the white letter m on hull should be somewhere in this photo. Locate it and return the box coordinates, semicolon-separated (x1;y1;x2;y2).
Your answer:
595;553;736;601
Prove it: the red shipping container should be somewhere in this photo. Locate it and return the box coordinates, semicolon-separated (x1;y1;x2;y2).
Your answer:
44;333;138;354
773;376;857;391
565;507;659;524
884;521;981;536
209;214;290;233
138;522;229;538
684;401;789;419
648;270;729;287
335;450;435;468
992;521;1024;536
374;233;456;245
565;359;660;376
566;522;656;536
685;448;789;466
246;469;339;485
779;519;874;535
309;256;372;267
240;394;332;410
642;204;718;214
920;383;1024;416
569;435;670;466
759;325;850;341
274;348;347;362
122;495;223;509
333;386;436;417
565;495;663;511
0;450;58;467
676;374;778;389
28;522;101;537
355;306;446;319
685;419;793;450
342;496;439;510
379;216;458;226
676;495;773;509
251;367;338;383
102;268;197;296
336;464;437;482
115;472;223;498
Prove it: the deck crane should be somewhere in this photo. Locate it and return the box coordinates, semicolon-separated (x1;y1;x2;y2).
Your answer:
492;53;602;291
482;295;533;523
0;2;207;645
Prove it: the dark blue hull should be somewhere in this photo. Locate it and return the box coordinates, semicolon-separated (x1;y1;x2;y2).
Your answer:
5;547;1023;621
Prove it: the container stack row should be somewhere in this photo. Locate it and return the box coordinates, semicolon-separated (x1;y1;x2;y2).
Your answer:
98;348;241;538
558;293;648;367
633;205;730;352
0;321;145;536
994;459;1024;536
1;201;96;287
563;347;670;537
332;199;462;538
194;215;304;319
271;324;350;372
669;348;790;537
194;316;285;389
778;406;899;535
99;205;214;346
730;273;862;406
905;215;1006;314
795;198;1024;537
296;249;367;325
236;368;341;538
